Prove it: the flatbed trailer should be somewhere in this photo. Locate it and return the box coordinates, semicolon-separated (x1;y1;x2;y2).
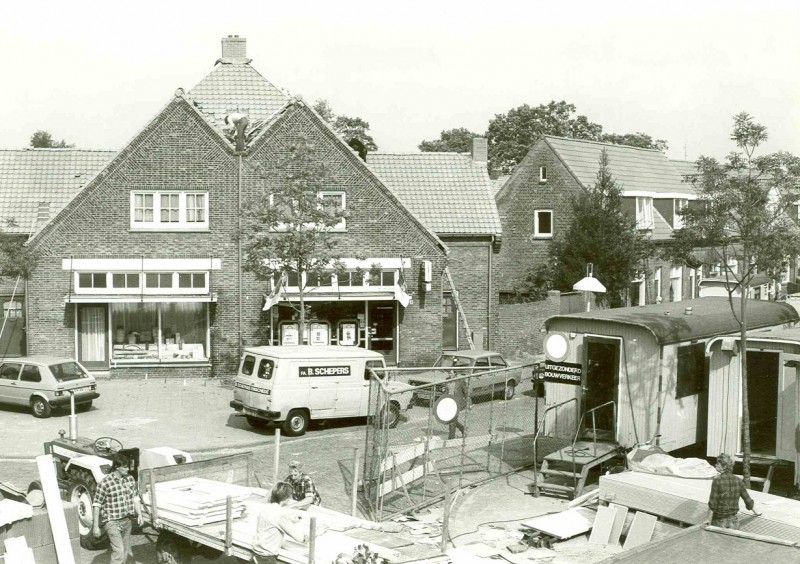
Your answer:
139;452;448;563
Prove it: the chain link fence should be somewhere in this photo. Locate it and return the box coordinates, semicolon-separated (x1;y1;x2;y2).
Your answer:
361;361;545;520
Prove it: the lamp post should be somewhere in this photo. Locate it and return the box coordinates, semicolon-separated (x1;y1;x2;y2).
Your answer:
572;263;606;312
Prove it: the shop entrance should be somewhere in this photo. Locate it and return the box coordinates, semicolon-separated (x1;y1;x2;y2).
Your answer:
77;304;108;369
583;338;619;436
747;351;779;456
442;293;458;350
368;302;396;363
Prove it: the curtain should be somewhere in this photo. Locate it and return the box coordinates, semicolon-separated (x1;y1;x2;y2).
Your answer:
79;306;106;362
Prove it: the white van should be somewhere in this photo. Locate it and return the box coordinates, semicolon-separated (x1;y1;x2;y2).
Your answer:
230;346;414;436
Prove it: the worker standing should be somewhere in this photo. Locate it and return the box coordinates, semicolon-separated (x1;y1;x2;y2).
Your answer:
707;453;756;529
91;453;144;564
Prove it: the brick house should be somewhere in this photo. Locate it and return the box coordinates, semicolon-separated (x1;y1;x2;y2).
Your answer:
0;149;114;356
495;136;699;305
367;139;502;350
21;36;448;377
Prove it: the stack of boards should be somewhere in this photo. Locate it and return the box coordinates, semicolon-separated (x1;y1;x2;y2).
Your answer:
143;477;253;526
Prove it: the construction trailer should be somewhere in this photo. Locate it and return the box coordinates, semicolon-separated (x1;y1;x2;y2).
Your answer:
706;326;800;486
540;297;799;452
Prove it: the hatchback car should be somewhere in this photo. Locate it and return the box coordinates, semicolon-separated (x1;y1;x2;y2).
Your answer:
408;350;520;404
0;356;99;418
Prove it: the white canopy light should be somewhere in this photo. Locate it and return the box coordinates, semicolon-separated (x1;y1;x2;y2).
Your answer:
573;263;606;293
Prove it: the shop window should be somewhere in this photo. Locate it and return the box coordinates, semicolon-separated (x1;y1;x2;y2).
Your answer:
676;343;706;398
130;191;209;230
286;272;300;287
146;273;173;288
110;302;208;363
534;210;553;238
78;273;107;289
337;271;364;287
112;273;140;289
380;271;396;286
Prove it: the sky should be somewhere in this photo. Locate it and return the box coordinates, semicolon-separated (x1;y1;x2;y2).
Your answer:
1;1;799;163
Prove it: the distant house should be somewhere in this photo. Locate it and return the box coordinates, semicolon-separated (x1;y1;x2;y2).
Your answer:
18;36;449;376
0;149;114;356
368;139;502;350
495;136;702;305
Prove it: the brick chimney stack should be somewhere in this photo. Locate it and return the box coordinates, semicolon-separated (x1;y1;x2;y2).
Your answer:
220;35;248;63
471;137;488;163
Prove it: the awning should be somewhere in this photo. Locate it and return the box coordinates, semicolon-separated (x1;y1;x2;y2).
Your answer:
64;294;218;304
263;284;412;311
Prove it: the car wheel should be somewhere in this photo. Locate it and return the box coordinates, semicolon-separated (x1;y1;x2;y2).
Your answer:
156;531;192;564
246;415;268;429
283;409;309;437
504;380;517;400
31;397;51;418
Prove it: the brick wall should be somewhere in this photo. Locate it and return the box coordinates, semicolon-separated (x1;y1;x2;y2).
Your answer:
495;140;583;293
495;290;560;361
26;96;447;378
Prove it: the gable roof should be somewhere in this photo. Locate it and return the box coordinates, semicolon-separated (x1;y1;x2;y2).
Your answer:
545;136;694;197
0;149;115;235
366;152;502;237
545;296;798;346
187;62;290;136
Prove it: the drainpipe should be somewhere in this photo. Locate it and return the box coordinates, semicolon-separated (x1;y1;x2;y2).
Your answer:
487;238;493;350
238;155;243;357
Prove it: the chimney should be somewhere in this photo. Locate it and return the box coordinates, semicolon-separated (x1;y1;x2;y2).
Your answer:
220;35;248;63
471;137;488;163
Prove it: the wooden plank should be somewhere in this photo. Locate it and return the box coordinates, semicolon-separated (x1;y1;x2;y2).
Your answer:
608;503;629;546
521;508;592;540
35;454;75;564
378;463;431;497
3;536;35;564
139;452;252;490
439;433;496;450
380;442;428;473
588;505;617;544
622;512;656;550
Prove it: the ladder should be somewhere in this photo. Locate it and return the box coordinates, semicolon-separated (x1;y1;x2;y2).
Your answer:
532;400;621;499
443;266;474;350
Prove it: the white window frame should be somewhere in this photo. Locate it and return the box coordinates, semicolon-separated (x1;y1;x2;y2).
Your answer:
74;271;208;295
539;166;547;182
636;197;654;230
654;267;662;301
670;266;683;302
689;268;699;299
130;191;209;231
533;209;553;238
673;199;688;229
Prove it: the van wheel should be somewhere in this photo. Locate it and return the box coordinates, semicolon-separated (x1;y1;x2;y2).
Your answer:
378;403;401;429
283;410;309;436
503;380;516;400
246;416;268;429
31;397;51;418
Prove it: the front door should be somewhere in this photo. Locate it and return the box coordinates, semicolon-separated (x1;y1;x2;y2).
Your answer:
583;339;620;437
78;305;108;370
368;302;396;364
747;351;780;456
777;355;800;461
442;293;458;350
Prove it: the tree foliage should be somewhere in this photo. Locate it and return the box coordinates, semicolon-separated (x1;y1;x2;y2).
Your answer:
418;127;480;153
665;112;800;485
29;130;74;149
599;132;668;152
312;99;378;152
0;220;39;280
241;136;347;338
517;150;652;306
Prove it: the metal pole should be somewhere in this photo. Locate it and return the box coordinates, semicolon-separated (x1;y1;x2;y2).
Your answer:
273;428;281;486
308;516;317;564
351;448;360;517
441;479;451;554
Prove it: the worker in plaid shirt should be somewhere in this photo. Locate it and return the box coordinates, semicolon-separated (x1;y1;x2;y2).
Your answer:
707;453;755;529
284;460;321;509
92;453;143;564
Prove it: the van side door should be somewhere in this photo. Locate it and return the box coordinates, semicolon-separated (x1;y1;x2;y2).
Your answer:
333;360;366;417
304;364;341;419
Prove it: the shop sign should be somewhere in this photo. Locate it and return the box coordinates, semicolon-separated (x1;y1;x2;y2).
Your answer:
281;323;299;346
299;365;352;377
542;361;583;385
309;322;330;346
339;322;358;346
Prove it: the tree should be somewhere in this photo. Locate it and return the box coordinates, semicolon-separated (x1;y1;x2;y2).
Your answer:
666;113;800;485
418;127;481;153
600;132;668;152
312;99;378;152
242;136;348;341
522;149;652;307
0;220;38;281
29;130;74;149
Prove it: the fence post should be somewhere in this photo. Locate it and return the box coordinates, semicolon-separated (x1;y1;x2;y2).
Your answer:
273;428;281;486
308;516;316;564
351;447;360;517
441;478;451;554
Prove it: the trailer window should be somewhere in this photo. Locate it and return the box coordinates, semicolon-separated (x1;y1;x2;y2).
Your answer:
676;343;706;398
241;355;256;376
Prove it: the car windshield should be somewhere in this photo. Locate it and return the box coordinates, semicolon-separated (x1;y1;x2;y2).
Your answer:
434;355;474;368
49;362;89;382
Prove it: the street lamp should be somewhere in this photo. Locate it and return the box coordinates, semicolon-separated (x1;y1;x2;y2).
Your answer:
573;263;606;312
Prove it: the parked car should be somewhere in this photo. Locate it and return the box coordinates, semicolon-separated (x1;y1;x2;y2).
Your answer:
408;350;520;404
0;356;99;418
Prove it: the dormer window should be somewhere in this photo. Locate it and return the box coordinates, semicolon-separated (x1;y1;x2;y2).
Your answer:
539;166;547;182
636;197;654;230
673;199;688;229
